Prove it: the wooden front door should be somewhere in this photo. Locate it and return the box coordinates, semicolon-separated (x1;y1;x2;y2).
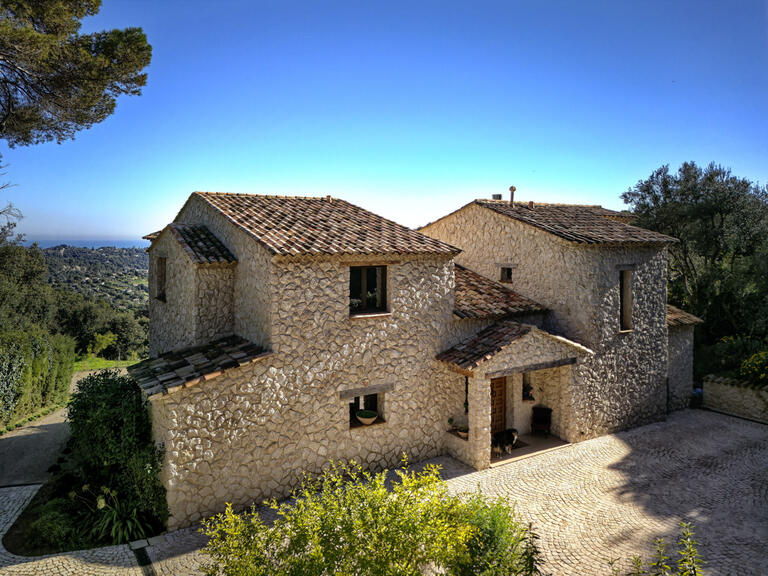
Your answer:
490;377;506;435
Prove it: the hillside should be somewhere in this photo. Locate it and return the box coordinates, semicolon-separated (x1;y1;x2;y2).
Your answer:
43;245;149;314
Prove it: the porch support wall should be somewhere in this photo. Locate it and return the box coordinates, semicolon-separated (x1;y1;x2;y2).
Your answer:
467;375;492;469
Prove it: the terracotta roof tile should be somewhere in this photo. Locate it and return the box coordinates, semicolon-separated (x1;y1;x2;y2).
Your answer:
666;304;703;327
129;335;271;397
474;200;676;245
436;320;533;371
453;265;545;319
191;192;460;257
167;223;237;265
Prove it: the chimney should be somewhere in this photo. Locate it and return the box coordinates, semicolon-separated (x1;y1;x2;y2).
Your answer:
528;200;534;209
492;194;502;200
509;186;516;204
326;195;332;203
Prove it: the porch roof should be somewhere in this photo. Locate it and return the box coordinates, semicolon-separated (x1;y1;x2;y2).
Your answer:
436;319;592;374
128;335;272;398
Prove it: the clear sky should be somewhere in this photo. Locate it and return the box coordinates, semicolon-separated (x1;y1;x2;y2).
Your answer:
3;0;767;243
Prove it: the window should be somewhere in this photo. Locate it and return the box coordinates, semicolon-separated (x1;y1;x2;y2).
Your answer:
522;373;535;401
619;269;632;331
349;266;387;315
500;266;513;283
155;257;167;302
349;393;383;428
464;377;469;414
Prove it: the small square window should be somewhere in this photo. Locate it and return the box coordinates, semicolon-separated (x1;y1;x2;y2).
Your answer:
349;393;384;428
522;373;535;401
500;267;513;283
349;266;387;315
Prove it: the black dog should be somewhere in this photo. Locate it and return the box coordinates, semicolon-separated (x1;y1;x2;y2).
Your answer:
491;428;519;457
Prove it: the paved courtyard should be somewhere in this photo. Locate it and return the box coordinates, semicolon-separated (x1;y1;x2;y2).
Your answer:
1;409;766;575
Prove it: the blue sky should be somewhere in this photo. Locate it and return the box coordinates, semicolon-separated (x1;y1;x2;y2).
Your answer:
3;0;767;242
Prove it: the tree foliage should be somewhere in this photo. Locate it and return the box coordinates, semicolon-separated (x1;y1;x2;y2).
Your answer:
622;162;768;375
0;0;151;147
202;460;544;576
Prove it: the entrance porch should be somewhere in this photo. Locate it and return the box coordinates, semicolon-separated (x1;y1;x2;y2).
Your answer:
437;319;593;470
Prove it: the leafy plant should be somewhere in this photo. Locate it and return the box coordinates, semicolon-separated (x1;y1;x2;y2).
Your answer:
67;370;167;539
740;350;768;388
89;488;148;544
606;522;704;576
356;409;378;419
28;498;76;549
202;459;544;576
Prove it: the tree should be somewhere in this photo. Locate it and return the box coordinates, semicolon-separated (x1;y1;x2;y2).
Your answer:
622;162;768;374
0;0;152;225
0;0;151;147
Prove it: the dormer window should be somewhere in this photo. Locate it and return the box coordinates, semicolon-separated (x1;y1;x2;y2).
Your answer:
349;266;387;315
156;256;167;302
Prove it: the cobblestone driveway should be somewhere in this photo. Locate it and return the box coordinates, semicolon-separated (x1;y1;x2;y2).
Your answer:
2;410;766;575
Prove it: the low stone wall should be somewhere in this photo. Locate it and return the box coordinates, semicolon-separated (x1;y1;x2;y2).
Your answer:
703;375;768;423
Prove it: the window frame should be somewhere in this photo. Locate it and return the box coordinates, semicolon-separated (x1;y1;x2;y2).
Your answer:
349;265;388;316
499;266;513;283
349;392;385;428
619;269;633;331
155;256;167;302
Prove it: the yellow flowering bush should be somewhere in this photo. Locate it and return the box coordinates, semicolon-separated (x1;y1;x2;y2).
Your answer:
740;351;768;388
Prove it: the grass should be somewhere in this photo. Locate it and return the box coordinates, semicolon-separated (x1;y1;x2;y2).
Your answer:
73;356;141;372
0;402;67;436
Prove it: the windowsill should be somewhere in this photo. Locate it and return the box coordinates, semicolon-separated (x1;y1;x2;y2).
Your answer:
447;429;469;441
618;329;633;334
349;417;386;429
349;311;392;319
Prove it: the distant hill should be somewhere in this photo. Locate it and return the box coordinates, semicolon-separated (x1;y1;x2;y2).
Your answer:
43;245;149;314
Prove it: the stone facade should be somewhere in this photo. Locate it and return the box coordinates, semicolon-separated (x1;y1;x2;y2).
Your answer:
702;375;768;423
421;203;670;439
667;325;694;411
144;193;690;530
149;229;235;357
150;249;482;528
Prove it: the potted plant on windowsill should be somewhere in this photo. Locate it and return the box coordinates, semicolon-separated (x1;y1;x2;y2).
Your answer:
356;410;378;425
456;425;469;439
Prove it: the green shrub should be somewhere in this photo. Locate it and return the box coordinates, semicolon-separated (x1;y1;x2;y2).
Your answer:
28;498;76;549
202;460;543;576
0;330;74;426
447;497;542;576
608;522;704;576
740;350;768;387
67;370;167;539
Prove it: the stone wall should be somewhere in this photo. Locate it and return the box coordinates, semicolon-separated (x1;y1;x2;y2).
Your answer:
153;252;475;529
148;231;235;357
421;202;670;440
176;195;274;348
667;325;694;411
703;375;768;423
149;232;197;356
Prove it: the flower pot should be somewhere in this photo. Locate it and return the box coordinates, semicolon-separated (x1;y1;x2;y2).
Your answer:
457;429;469;439
356;410;378;425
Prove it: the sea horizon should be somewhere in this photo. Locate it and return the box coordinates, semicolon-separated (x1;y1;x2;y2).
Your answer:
24;238;151;249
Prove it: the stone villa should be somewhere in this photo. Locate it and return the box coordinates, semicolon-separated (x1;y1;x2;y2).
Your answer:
131;191;701;529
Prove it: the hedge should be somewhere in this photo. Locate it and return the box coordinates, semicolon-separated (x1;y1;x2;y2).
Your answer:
0;330;75;427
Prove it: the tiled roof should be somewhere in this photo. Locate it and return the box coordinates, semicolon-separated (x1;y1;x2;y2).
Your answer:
453;265;545;319
666;304;703;327
128;335;271;398
143;230;162;241
167;224;237;265
436;320;533;371
473;200;676;245
190;192;461;257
